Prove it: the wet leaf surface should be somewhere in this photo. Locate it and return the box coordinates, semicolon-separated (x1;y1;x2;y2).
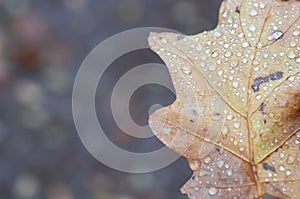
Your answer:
148;0;300;198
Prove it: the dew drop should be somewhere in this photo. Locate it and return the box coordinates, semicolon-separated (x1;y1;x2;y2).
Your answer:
290;41;297;47
232;81;239;89
182;66;191;74
204;156;212;164
288;51;296;59
219;148;225;155
285;169;292;176
272;31;283;40
230;59;239;67
200;55;207;61
287;155;295;164
212;52;219;58
249;10;258;17
208;187;218;196
242;58;248;64
218;70;223;76
213;31;222;38
199;169;210;177
189;160;201;171
233;140;238;146
221;125;230;138
233;122;241;129
278;165;285;171
259;2;266;8
239;146;245;152
209;64;217;71
225;51;232;58
288;76;295;81
161;38;167;43
242;41;250;48
193;187;199;192
293;30;300;36
257;43;263;48
217;160;225;168
226;169;233;176
256;94;262;100
226;114;233;120
249;25;256;32
196;45;203;52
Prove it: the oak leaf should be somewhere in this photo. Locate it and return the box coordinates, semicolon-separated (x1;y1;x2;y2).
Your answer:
148;0;300;198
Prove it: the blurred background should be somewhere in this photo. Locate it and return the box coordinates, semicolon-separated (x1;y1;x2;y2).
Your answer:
0;0;222;198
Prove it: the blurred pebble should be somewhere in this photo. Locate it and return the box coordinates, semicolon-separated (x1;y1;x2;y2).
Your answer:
0;31;10;85
14;44;42;71
43;125;66;149
14;80;44;107
92;193;133;199
71;12;96;35
47;183;73;199
0;61;10;85
20;106;49;130
86;172;113;194
117;0;143;24
127;174;154;192
13;174;40;199
63;0;87;12
117;196;132;199
11;14;50;43
171;1;198;25
0;121;8;142
42;67;71;94
2;0;29;16
0;30;5;55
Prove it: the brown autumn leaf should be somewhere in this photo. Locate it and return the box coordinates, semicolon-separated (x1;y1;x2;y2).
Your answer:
148;0;300;198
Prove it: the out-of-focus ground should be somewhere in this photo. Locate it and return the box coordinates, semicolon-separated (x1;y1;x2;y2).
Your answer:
0;0;222;199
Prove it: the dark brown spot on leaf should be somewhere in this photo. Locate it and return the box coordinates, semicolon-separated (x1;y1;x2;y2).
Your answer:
235;6;241;13
263;119;267;124
191;174;196;180
177;35;185;41
251;72;284;92
259;103;266;114
251;77;269;92
262;162;276;173
269;72;284;81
